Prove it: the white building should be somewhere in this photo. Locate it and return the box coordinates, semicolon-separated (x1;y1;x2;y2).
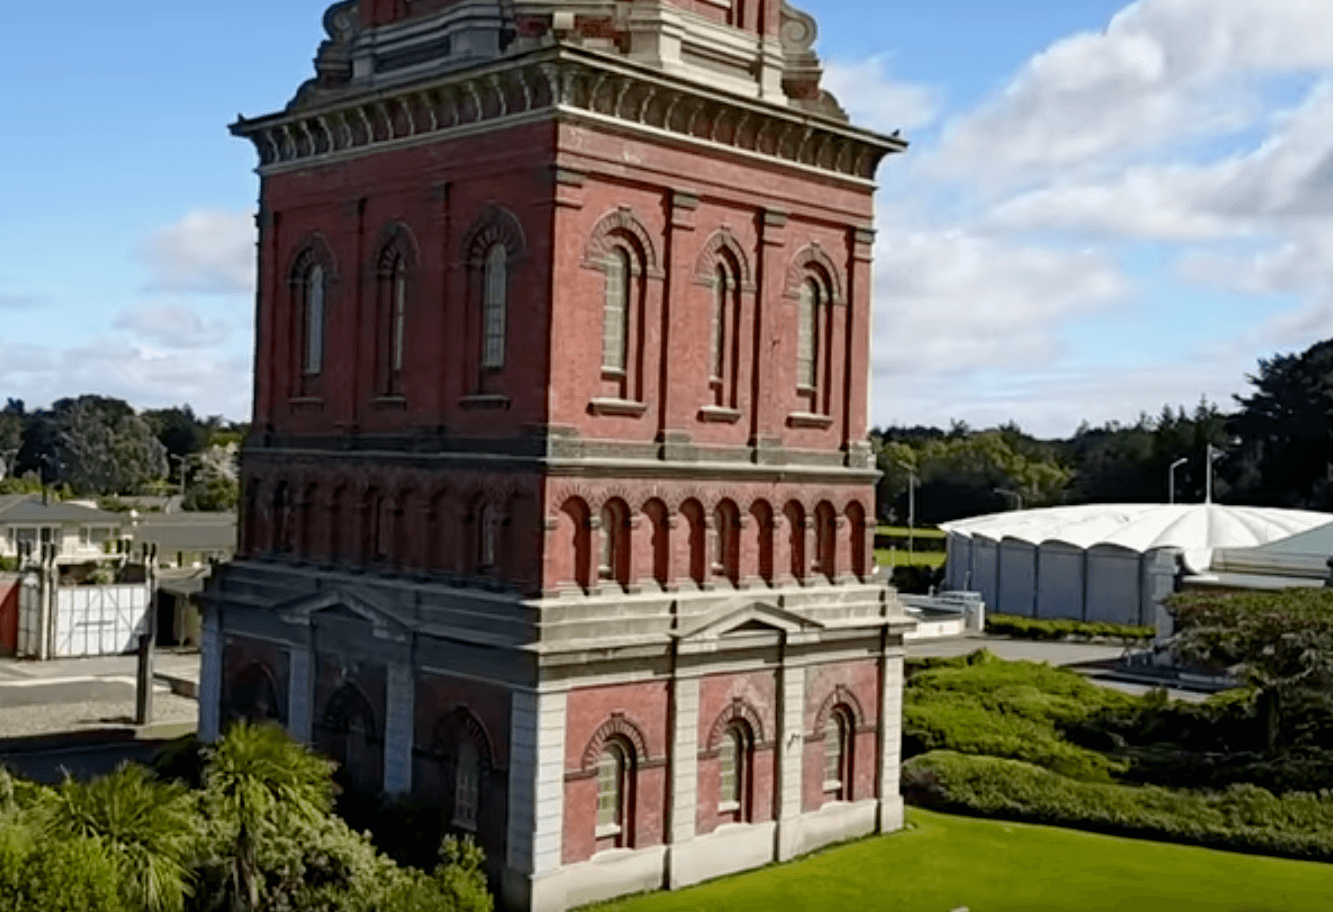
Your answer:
942;503;1333;625
0;494;127;565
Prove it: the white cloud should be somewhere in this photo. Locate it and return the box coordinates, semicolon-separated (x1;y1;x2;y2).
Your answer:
137;208;256;296
871;229;1130;378
0;335;251;420
927;0;1333;190
112;302;234;350
823;57;938;133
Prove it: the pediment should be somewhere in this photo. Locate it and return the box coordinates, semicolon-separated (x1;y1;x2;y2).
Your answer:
674;599;823;641
277;587;406;636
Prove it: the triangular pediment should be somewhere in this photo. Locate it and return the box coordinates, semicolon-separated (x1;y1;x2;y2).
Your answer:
675;599;823;641
277;587;406;636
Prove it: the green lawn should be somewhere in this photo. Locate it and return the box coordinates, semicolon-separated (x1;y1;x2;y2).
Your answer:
875;549;946;569
877;525;946;540
588;809;1333;912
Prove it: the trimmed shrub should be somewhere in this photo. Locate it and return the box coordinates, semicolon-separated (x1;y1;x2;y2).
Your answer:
985;613;1153;642
904;649;1138;781
903;750;1333;862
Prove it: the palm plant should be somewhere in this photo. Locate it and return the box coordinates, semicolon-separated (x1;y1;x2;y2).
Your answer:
34;761;200;912
200;721;337;911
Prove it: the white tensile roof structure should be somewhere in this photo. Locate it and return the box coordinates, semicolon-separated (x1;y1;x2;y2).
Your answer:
941;503;1333;575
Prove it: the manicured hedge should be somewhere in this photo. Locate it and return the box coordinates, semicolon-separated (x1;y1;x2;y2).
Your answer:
902;750;1333;862
903;649;1136;782
985;613;1154;642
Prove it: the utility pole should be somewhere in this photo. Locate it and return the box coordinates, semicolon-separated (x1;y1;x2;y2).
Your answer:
1169;457;1187;504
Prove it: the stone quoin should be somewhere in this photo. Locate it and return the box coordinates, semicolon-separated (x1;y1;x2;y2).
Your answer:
201;1;913;908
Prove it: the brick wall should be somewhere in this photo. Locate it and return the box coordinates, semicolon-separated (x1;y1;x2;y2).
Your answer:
561;681;670;864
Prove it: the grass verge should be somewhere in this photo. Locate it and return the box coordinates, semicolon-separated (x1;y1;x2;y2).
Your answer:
584;807;1333;912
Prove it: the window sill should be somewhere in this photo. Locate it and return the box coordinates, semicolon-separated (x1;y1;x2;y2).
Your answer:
717;800;740;813
787;411;833;429
594;823;622;839
287;396;323;411
451;817;477;832
371;395;406;410
698;405;741;424
589;397;647;417
459;394;510;410
822;780;843;793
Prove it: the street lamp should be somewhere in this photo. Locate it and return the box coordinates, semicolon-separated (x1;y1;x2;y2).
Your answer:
1205;443;1225;504
994;487;1023;511
895;461;918;557
1168;457;1187;504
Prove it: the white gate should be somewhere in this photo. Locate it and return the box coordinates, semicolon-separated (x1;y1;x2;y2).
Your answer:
52;585;150;658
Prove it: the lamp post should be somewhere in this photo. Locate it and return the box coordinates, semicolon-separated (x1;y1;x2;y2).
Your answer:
1205;443;1224;504
994;487;1023;511
168;453;188;499
895;460;918;557
1168;457;1187;504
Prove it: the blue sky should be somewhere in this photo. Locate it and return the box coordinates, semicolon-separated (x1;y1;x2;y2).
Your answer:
2;0;1330;437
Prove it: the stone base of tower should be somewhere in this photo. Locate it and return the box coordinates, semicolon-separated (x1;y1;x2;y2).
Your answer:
201;559;914;912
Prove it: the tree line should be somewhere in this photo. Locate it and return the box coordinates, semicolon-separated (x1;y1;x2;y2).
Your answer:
874;336;1333;525
0;396;246;511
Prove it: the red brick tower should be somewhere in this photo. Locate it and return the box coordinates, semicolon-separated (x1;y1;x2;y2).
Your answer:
203;2;912;908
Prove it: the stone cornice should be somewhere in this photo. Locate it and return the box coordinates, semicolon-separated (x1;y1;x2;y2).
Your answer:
230;45;906;184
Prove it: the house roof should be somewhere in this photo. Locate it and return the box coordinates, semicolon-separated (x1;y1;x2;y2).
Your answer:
0;495;125;526
131;512;237;552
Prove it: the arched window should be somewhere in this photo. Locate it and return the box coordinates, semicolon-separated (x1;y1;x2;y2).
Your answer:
596;739;630;844
602;248;631;373
680;499;707;585
477;503;497;570
823;708;852;802
797;278;820;393
304;263;326;375
643;499;670;587
784;501;806;580
718;723;751;821
454;737;480;830
815;502;837;579
710;265;728;383
482;244;507;369
714;500;740;584
272;482;291;554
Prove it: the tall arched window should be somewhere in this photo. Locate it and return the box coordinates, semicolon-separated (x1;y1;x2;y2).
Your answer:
797;278;820;393
596;739;630;844
477;503;497;570
718;723;751;821
392;259;406;370
454;737;480;830
714;500;740;584
603;248;631;373
305;264;326;375
823;708;852;802
815;501;837;579
710;265;728;383
482;244;507;369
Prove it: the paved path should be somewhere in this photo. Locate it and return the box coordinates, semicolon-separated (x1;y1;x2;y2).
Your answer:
0;651;201;742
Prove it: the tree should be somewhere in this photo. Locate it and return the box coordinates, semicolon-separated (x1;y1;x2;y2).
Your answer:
1226;339;1333;509
34;763;200;912
40;396;169;495
1169;588;1333;756
183;443;240;512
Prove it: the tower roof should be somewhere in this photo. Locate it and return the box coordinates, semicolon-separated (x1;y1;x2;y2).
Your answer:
291;1;852;120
